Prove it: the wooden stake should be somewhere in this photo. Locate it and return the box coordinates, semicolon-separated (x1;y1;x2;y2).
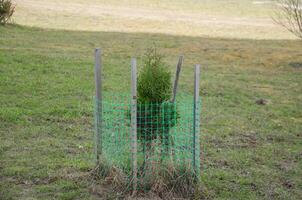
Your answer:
131;58;138;194
171;55;184;103
193;64;200;175
94;48;102;162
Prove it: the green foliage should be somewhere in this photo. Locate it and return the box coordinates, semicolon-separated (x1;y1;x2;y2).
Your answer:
0;0;15;25
136;102;178;145
136;47;178;149
138;47;172;103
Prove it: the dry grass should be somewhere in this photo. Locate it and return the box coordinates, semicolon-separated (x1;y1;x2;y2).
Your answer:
93;159;203;199
13;0;295;39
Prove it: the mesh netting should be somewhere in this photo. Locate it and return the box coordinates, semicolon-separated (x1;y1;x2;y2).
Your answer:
94;93;201;192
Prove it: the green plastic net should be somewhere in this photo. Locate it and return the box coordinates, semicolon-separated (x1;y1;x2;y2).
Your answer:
94;92;201;192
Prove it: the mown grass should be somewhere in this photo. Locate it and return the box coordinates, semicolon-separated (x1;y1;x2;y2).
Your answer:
14;0;294;39
0;24;302;199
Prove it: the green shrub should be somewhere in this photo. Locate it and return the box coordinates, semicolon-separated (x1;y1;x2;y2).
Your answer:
136;47;178;154
0;0;15;25
138;47;171;103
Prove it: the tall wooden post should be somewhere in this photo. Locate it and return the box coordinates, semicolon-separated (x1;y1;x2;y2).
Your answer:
193;64;200;176
171;55;184;103
94;48;102;163
131;58;138;194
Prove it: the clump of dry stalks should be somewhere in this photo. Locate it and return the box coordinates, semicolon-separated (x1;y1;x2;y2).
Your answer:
145;162;200;199
92;160;129;191
91;159;204;199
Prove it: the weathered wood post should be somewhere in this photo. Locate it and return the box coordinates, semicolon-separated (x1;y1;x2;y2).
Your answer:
171;55;184;103
193;64;200;176
131;58;138;194
94;48;102;163
166;55;184;160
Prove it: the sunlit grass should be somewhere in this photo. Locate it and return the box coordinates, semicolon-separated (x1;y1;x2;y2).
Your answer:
12;0;295;39
0;24;301;199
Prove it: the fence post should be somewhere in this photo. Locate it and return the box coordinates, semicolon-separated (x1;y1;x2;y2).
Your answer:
193;64;200;176
171;55;184;103
131;58;138;194
94;48;102;163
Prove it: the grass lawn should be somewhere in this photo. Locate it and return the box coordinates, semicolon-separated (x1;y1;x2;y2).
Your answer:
13;0;294;39
0;24;302;199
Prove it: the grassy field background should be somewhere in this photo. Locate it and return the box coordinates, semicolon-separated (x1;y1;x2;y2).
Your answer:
13;0;295;39
1;0;302;199
1;25;301;199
